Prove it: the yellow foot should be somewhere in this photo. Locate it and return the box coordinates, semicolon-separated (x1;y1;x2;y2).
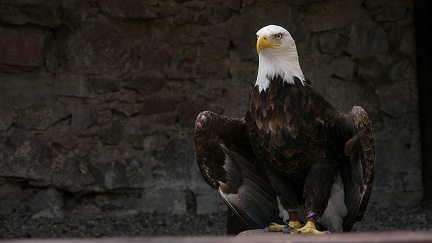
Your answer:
283;220;304;234
288;220;304;229
265;220;304;234
265;222;285;232
294;221;330;235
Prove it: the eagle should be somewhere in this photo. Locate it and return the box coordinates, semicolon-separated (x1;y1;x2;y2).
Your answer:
194;25;375;235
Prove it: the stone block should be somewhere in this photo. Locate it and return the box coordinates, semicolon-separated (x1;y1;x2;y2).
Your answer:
98;0;178;19
0;107;16;131
0;182;63;216
86;149;154;190
376;80;418;115
122;76;166;94
301;0;361;32
139;97;180;116
53;74;94;98
65;19;132;75
318;31;345;55
346;14;389;59
177;100;208;128
195;188;226;215
71;108;97;131
91;76;121;94
98;121;123;145
0;27;51;72
0;137;96;192
31;206;64;219
140;188;186;214
156;114;178;127
151;135;198;188
195;3;231;25
0;182;26;215
15;104;70;131
330;56;354;79
199;39;230;61
0;0;61;27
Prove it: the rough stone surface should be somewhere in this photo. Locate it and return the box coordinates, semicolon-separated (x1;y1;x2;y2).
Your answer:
0;0;422;238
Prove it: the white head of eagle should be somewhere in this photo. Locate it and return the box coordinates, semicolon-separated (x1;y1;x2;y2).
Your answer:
255;25;305;92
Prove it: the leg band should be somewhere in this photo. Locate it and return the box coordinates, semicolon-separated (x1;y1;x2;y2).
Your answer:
306;211;317;219
306;211;318;223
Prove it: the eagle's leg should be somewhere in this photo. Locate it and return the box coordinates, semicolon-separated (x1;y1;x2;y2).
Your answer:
295;162;338;235
288;217;304;229
284;211;304;233
263;168;302;233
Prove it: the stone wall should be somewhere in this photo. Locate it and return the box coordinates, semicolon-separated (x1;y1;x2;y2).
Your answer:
0;0;420;219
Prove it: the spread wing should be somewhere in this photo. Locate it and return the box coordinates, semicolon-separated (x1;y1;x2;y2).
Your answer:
194;111;283;232
339;106;376;231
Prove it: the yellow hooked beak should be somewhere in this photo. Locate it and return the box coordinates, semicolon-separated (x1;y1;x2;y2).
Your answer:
256;35;280;53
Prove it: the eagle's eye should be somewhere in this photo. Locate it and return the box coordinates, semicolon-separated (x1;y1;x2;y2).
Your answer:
275;33;282;39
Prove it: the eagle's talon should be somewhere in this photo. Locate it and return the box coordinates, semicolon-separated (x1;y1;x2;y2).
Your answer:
265;222;285;232
294;221;329;235
282;225;295;234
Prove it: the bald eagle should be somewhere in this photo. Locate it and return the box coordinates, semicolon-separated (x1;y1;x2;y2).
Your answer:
194;25;375;235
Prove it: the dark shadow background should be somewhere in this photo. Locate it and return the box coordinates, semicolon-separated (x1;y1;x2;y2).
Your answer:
415;0;432;203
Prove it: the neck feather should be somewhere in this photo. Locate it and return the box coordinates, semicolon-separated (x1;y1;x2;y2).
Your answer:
255;49;305;92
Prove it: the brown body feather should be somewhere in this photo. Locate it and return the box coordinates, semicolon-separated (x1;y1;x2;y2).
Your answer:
246;77;339;177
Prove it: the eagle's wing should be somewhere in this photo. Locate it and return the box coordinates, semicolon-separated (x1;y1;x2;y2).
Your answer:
194;111;282;232
339;106;376;231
